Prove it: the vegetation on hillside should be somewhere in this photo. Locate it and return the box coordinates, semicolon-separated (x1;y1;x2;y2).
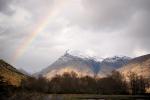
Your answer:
0;60;28;86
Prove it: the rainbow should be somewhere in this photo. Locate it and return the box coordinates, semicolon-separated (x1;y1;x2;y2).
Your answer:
12;20;47;62
12;1;66;63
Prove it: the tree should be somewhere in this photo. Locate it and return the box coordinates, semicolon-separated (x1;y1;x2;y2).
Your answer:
128;72;146;94
97;71;128;94
21;76;49;93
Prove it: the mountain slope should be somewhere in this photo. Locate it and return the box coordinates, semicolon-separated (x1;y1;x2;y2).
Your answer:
119;54;150;78
98;56;130;76
38;53;99;79
0;59;28;86
36;52;130;79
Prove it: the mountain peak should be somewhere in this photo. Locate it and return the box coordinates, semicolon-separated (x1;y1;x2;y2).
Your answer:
62;50;102;62
64;50;70;56
103;56;131;63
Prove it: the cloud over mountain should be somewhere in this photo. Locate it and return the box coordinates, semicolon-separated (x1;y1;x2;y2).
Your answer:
0;0;150;73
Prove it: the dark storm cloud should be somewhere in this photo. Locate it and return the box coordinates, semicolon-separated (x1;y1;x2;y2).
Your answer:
65;0;150;53
66;0;150;31
126;10;150;50
0;0;15;15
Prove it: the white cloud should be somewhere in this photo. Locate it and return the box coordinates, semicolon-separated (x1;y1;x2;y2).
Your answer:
134;48;149;57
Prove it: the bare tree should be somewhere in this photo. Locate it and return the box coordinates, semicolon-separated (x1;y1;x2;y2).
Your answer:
128;72;146;94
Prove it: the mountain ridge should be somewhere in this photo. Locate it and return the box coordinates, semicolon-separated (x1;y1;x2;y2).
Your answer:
119;54;150;78
36;52;131;78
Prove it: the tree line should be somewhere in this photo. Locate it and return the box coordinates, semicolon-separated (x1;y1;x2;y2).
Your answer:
0;70;149;99
20;71;149;95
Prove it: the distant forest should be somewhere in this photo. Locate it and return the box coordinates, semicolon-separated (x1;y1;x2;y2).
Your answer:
0;71;150;99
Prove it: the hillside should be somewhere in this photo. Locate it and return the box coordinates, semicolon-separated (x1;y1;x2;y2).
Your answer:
37;53;97;79
0;59;28;86
119;54;150;78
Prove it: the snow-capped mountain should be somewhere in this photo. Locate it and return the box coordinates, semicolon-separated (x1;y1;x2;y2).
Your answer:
36;52;131;79
37;52;100;79
102;56;131;69
97;56;131;77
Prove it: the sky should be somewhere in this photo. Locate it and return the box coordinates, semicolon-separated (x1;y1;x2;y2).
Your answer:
0;0;150;73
